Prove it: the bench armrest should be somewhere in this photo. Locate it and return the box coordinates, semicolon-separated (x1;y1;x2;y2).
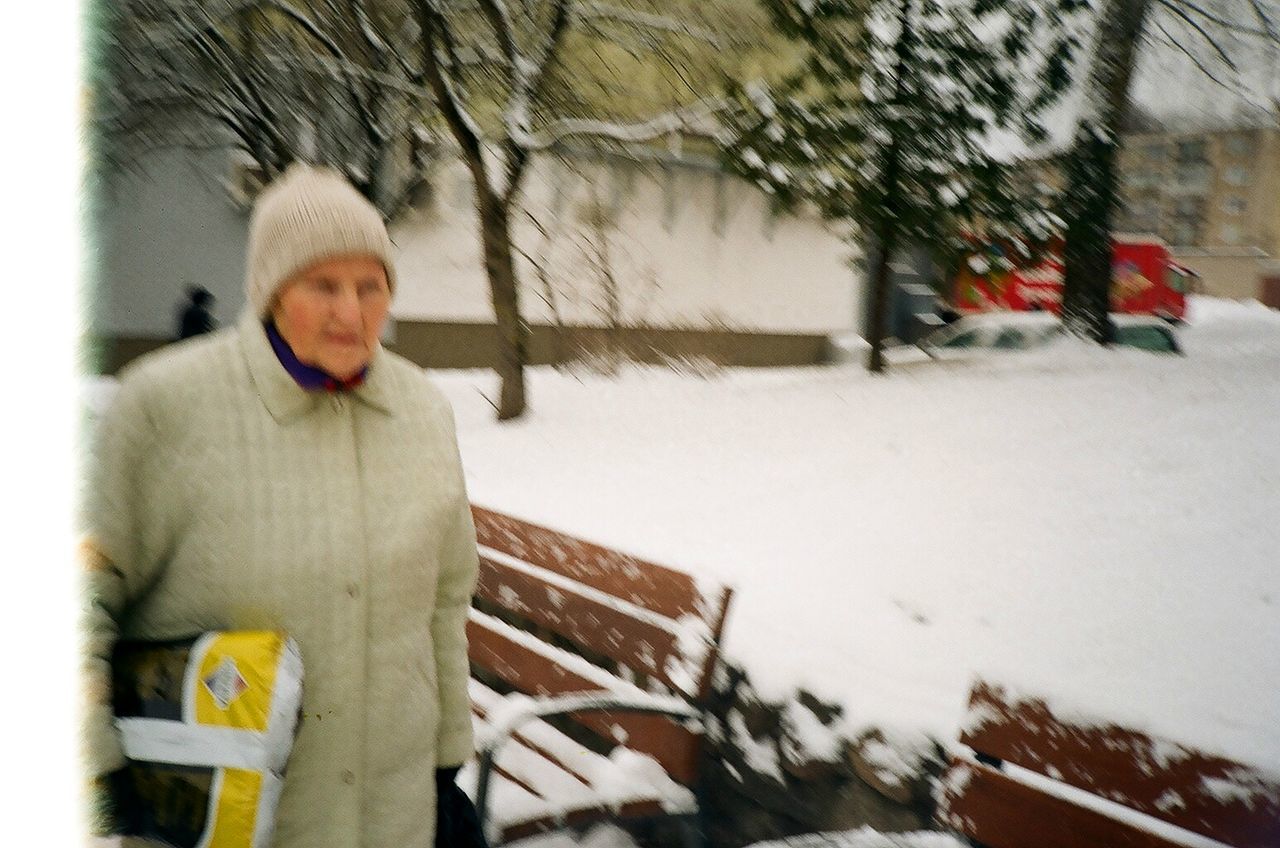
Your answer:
473;690;703;838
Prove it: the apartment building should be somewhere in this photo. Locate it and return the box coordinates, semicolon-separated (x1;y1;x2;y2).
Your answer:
1013;127;1280;300
1116;127;1280;255
1115;127;1280;299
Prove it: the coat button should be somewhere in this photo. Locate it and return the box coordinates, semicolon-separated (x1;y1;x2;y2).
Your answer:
346;582;360;599
342;769;355;785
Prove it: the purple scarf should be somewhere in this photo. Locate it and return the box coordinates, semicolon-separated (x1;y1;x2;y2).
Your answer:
265;321;367;392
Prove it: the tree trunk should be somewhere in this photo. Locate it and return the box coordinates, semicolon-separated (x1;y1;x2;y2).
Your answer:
478;190;528;420
1060;132;1117;342
866;222;899;374
1060;0;1152;342
866;0;913;374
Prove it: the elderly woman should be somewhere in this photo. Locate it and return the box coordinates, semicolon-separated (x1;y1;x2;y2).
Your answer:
85;164;483;847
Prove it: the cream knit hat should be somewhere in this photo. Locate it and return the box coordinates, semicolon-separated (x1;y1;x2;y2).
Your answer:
245;163;397;316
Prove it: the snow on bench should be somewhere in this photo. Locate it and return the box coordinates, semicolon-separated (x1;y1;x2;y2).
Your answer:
746;828;967;848
462;505;734;845
935;680;1280;848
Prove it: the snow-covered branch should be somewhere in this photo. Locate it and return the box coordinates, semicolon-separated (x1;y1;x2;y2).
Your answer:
498;0;571;196
575;2;724;49
418;4;486;169
344;0;391;56
478;0;519;72
513;96;728;151
142;0;347;63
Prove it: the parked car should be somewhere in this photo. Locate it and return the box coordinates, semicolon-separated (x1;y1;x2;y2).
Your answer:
921;312;1182;357
1106;316;1184;353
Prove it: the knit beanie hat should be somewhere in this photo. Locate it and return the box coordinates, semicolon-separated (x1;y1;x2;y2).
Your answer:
245;163;397;316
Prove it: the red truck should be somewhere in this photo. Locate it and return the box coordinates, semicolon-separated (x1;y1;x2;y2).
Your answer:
951;233;1197;321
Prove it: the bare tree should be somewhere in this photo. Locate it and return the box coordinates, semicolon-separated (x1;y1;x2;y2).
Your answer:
93;0;437;216
95;0;741;420
408;1;729;418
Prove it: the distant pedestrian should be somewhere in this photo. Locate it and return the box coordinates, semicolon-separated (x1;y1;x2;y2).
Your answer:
176;285;216;339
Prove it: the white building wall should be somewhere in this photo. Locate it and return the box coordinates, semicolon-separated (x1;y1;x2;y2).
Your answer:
94;149;862;339
91;149;252;338
391;156;861;335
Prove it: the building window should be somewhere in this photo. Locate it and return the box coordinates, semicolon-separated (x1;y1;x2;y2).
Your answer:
1169;196;1204;246
1173;162;1210;190
1169;223;1201;245
1225;134;1254;157
1220;224;1241;245
1176;139;1207;162
1223;166;1249;186
1173;196;1204;217
1121;198;1161;232
1222;196;1247;215
1126;169;1156;189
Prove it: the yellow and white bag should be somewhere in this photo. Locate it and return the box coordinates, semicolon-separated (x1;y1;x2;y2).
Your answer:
111;630;303;848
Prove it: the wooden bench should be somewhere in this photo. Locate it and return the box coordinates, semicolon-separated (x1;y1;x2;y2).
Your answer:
461;505;734;846
936;680;1280;848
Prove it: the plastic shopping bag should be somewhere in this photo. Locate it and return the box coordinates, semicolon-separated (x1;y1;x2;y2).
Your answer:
111;631;303;848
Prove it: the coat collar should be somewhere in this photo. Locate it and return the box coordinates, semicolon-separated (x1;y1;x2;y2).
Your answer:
238;310;396;423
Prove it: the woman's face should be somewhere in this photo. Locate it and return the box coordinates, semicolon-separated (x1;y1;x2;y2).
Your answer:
271;254;392;380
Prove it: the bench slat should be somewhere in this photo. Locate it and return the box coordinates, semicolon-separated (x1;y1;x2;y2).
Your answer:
467;611;702;784
470;711;605;804
491;800;673;845
961;681;1280;848
471;679;597;788
940;760;1190;848
476;552;693;695
472;505;722;623
465;677;696;844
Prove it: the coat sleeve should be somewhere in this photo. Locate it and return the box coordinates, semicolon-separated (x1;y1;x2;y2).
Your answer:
431;413;480;769
81;372;175;778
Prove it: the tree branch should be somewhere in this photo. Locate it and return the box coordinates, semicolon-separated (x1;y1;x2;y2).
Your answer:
417;2;486;184
1155;0;1241;71
478;0;519;74
1150;17;1253;98
576;2;723;49
500;0;572;199
1249;0;1280;42
1157;0;1268;39
345;0;390;56
526;0;573;104
515;96;728;152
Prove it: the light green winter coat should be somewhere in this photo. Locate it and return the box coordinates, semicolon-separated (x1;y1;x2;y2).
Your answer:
84;311;479;848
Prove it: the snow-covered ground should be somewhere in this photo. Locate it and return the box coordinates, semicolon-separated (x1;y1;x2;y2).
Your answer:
511;824;965;848
81;296;1280;847
431;296;1280;782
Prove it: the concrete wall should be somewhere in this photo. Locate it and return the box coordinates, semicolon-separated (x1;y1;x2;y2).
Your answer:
1170;248;1271;300
391;154;859;334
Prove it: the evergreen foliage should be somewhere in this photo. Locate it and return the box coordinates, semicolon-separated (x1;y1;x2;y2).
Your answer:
720;0;1086;370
